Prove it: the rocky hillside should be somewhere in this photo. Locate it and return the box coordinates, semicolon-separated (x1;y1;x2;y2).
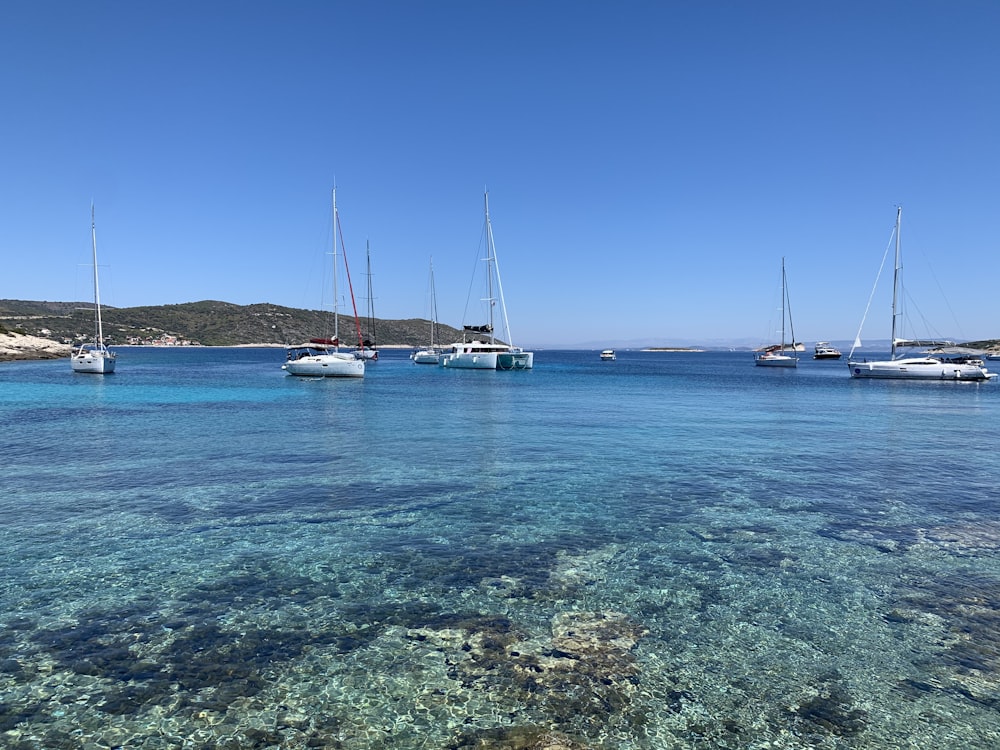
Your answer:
0;299;466;348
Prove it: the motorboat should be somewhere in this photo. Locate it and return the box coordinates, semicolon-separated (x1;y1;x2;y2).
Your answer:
600;349;616;360
813;342;842;360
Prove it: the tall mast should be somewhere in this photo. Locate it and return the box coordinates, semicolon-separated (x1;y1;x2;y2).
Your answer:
483;191;496;345
91;203;105;347
890;206;902;360
365;239;376;349
484;190;514;348
429;257;438;348
783;257;795;352
331;188;339;348
779;258;786;351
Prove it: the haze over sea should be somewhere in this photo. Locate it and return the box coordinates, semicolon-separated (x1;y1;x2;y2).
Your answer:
2;347;999;749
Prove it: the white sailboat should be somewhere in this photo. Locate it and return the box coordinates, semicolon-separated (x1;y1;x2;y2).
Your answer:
282;188;365;378
848;207;995;381
412;258;443;364
355;240;379;361
755;257;798;368
71;205;117;374
440;191;534;370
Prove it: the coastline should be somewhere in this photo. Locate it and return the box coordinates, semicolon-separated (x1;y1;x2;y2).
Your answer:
0;333;72;362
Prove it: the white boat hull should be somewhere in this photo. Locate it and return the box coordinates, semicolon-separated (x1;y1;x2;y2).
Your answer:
411;349;441;364
440;351;499;369
755;354;798;368
283;352;365;378
71;350;116;374
497;351;534;370
849;357;996;381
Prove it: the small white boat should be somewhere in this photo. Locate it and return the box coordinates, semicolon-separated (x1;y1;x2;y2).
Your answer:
813;342;842;360
412;258;443;364
755;257;798;368
71;205;116;374
600;349;616;361
283;188;366;379
440;191;534;371
848;207;995;382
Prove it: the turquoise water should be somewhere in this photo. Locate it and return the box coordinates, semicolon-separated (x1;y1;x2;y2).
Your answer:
2;347;999;749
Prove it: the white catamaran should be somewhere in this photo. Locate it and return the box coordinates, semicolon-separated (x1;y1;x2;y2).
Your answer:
71;204;117;374
440;191;534;370
848;207;995;381
282;188;365;378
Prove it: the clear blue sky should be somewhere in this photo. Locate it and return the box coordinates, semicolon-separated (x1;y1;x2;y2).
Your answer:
3;1;998;348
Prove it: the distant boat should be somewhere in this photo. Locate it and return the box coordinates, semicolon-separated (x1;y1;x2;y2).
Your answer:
813;342;842;360
600;349;616;361
848;207;995;381
412;258;443;364
71;205;117;374
355;240;378;361
282;188;365;378
440;191;534;370
755;257;798;368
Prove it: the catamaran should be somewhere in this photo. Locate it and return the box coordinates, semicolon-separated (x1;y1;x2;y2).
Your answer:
440;191;534;370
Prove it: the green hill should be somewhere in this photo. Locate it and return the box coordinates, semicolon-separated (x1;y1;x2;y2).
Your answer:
0;299;465;348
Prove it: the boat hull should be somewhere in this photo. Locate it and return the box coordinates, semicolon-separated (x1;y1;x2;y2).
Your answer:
440;351;499;369
283;353;365;378
71;351;116;374
755;354;798;368
411;349;441;364
497;351;534;370
848;357;996;381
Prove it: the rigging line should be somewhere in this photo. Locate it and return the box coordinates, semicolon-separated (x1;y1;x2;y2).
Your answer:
849;220;897;357
335;210;365;349
461;215;490;328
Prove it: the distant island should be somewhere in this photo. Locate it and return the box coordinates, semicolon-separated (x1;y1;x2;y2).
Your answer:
0;299;465;351
642;347;704;352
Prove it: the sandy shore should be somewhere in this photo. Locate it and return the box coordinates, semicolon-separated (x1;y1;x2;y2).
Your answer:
0;333;72;362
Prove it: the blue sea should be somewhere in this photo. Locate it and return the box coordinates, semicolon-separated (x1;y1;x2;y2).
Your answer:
2;347;999;749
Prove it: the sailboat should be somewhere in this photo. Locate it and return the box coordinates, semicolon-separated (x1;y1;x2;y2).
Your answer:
412;258;443;364
71;204;117;374
848;207;995;381
755;257;798;368
282;188;365;378
440;191;534;370
354;240;379;361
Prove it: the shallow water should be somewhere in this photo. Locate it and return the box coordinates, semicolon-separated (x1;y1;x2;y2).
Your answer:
2;348;999;749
